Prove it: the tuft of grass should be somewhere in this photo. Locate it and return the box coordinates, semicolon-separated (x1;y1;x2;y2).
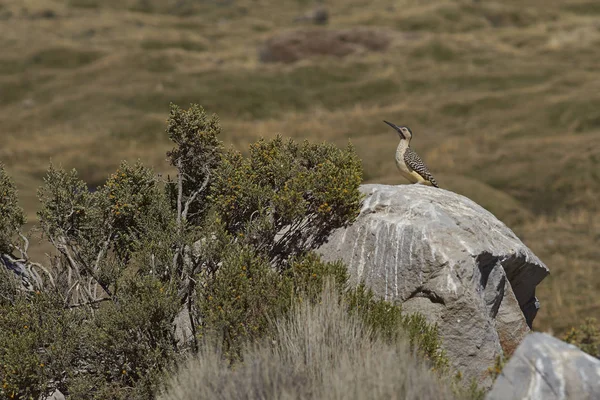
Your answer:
161;284;458;400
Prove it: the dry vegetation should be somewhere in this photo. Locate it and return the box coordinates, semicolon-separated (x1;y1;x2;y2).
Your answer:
160;285;458;400
1;0;599;334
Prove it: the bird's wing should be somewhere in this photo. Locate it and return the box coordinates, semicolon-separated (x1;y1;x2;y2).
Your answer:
404;147;439;188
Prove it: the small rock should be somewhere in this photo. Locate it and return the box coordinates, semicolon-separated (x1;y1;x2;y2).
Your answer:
486;332;600;400
22;98;35;108
48;389;66;400
294;7;329;25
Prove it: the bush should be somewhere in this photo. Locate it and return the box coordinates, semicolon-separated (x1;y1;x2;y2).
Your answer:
211;135;362;264
0;163;25;254
161;286;454;400
196;244;291;361
564;317;600;358
36;161;172;306
68;276;180;399
347;283;449;372
165;103;222;228
0;290;85;400
160;284;456;400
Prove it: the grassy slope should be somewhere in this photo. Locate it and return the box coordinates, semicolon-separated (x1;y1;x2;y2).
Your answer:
1;0;599;333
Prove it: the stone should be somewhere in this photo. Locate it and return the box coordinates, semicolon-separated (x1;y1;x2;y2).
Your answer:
293;7;329;25
48;389;66;400
174;307;194;348
316;184;549;386
486;332;600;400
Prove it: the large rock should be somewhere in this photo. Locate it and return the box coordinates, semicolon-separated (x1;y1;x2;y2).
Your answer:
316;184;549;386
486;332;600;400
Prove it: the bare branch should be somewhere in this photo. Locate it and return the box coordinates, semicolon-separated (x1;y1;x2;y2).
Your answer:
182;170;210;221
28;261;55;288
50;234;112;302
177;158;183;229
93;230;114;273
68;297;110;309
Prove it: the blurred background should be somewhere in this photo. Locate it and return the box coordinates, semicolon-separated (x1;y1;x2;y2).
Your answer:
0;0;599;335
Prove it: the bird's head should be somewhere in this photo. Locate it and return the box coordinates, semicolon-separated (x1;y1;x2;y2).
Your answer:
383;120;412;140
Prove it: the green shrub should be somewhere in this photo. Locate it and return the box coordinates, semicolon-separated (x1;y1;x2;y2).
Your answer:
161;284;458;400
196;247;352;362
37;161;172;306
196;244;291;361
101;161;171;264
211;135;362;264
0;163;25;254
564;317;600;358
166;103;222;227
286;252;348;301
0;291;85;400
347;284;449;372
68;276;180;399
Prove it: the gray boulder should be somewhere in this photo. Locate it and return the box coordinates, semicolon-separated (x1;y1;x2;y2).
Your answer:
486;332;600;400
316;184;549;386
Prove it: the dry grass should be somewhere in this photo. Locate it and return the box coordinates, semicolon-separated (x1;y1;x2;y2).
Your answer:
1;0;599;333
160;284;456;400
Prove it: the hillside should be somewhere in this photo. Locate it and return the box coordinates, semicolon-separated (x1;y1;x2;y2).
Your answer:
1;0;599;334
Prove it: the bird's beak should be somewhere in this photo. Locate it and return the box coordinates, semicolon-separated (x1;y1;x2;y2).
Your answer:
383;120;405;139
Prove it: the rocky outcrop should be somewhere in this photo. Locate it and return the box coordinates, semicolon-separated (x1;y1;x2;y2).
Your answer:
486;332;600;400
316;184;549;386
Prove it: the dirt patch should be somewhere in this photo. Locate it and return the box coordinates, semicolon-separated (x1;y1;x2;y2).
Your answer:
259;27;392;63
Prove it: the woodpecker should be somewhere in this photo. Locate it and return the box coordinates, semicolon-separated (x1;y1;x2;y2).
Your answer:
383;120;439;188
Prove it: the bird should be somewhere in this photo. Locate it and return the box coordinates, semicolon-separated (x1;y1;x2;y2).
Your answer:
383;120;439;188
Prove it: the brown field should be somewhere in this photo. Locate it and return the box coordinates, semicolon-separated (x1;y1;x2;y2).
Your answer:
1;0;599;334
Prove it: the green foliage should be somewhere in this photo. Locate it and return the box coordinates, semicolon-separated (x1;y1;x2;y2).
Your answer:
197;244;291;360
69;276;180;399
166;103;222;226
196;249;352;362
37;163;97;251
347;284;449;372
0;291;84;400
286;252;348;301
0;267;20;307
563;317;600;358
212;135;362;263
100;161;171;263
37;161;172;303
0;163;25;254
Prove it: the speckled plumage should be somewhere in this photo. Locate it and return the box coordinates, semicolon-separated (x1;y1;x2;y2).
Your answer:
403;147;439;188
384;120;439;188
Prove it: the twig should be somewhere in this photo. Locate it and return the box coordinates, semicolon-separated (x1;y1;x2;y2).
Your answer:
68;297;110;309
182;170;210;221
